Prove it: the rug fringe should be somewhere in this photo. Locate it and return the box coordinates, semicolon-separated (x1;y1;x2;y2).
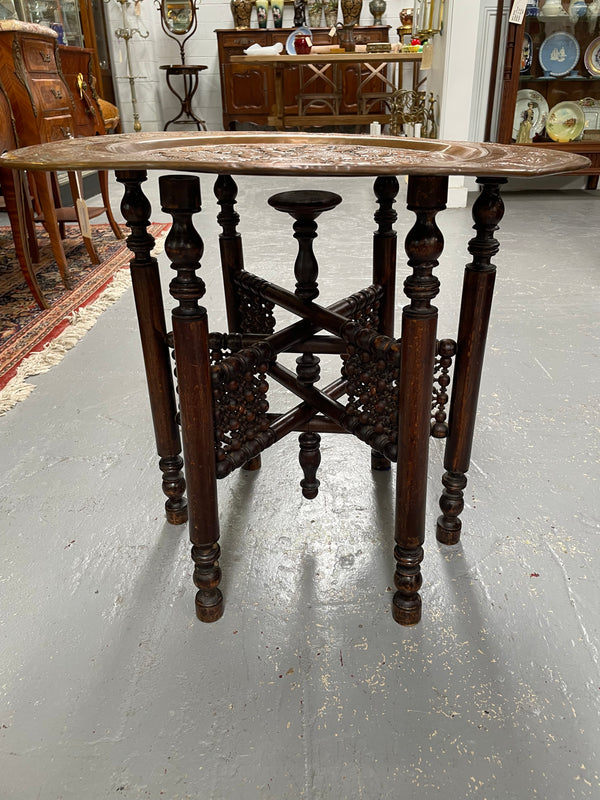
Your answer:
0;268;132;416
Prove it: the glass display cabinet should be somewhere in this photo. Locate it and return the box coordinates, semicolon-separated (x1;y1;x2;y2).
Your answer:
13;0;85;46
1;0;116;102
496;0;600;187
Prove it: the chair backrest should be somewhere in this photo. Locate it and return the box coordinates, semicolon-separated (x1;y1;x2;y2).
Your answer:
58;45;107;137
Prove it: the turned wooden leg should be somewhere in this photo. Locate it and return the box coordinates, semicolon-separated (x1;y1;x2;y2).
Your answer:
116;169;187;525
299;431;321;499
214;173;244;334
214;174;262;472
371;174;400;471
0;167;47;309
160;174;223;623
268;189;342;498
32;171;71;288
393;175;447;626
437;178;506;545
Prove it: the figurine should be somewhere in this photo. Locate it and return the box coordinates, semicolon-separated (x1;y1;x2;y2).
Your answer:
294;0;307;26
516;101;535;143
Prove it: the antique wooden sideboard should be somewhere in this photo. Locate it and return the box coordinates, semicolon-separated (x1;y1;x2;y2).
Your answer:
216;26;391;129
232;51;424;129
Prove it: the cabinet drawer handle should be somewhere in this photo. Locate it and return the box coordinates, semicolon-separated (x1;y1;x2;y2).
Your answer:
59;126;72;138
233;38;252;45
50;88;63;99
39;51;52;63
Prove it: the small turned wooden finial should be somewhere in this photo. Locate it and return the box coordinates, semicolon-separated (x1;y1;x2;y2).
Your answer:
268;189;342;302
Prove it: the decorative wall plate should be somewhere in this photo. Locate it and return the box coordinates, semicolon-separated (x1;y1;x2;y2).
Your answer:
584;36;600;77
539;31;580;76
577;96;600;130
521;32;533;74
546;101;585;142
512;89;549;140
285;26;312;55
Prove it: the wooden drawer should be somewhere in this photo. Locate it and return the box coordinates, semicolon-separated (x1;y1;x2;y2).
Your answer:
30;77;70;111
219;31;267;52
21;37;58;73
41;114;74;142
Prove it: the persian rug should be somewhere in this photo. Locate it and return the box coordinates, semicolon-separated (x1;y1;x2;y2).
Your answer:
0;222;170;414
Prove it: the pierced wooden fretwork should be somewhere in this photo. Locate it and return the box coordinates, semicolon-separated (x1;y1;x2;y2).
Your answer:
431;338;457;438
352;290;381;331
209;335;275;478
235;276;277;335
340;327;401;461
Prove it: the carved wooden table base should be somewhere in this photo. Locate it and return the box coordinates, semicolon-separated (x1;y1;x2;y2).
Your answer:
3;132;589;626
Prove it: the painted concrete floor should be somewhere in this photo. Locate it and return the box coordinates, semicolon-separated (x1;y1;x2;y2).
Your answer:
0;173;599;800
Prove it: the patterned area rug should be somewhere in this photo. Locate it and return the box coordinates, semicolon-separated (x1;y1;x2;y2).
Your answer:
0;222;170;414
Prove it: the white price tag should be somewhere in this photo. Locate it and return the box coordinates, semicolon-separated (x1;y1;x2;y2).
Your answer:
509;0;527;24
421;40;433;70
76;198;92;239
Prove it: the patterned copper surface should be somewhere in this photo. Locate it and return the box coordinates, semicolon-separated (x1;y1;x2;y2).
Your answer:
2;131;590;177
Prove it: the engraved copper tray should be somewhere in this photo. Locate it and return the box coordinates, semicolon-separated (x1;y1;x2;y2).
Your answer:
2;131;590;177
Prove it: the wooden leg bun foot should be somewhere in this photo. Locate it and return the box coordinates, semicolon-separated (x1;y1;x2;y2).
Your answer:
195;591;224;623
392;593;422;626
436;518;461;545
166;501;188;526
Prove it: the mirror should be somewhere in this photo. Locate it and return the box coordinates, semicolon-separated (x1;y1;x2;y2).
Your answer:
156;0;198;63
163;0;194;34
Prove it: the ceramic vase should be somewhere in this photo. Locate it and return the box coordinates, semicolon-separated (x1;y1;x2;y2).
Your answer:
230;0;254;29
271;0;284;26
256;0;269;28
324;0;338;26
568;0;587;21
539;0;567;16
399;6;413;28
293;0;307;26
308;0;323;27
369;0;385;25
341;0;362;25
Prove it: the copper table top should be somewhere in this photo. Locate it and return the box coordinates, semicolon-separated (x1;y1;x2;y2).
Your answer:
2;131;589;178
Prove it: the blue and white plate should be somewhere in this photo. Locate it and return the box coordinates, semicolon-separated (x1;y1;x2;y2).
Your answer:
285;26;312;55
521;33;533;74
539;31;580;77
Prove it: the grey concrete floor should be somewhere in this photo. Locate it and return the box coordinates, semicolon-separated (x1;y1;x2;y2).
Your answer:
1;173;599;800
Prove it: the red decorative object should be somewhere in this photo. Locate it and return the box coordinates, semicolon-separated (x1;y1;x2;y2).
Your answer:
295;34;311;54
